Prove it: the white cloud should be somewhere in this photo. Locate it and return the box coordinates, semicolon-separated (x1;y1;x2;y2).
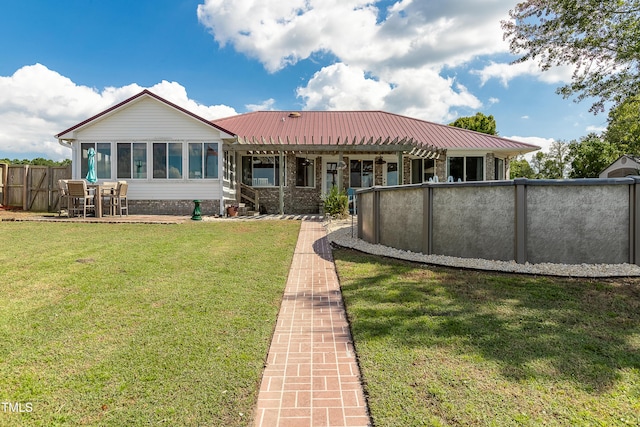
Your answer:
508;135;554;160
246;98;277;111
197;0;517;120
586;125;606;134
521;115;529;119
473;60;575;87
0;64;236;160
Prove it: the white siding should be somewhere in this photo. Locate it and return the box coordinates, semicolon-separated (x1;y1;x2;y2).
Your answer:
127;180;222;200
75;97;224;141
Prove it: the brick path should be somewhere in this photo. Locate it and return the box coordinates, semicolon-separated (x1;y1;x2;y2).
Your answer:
254;220;370;427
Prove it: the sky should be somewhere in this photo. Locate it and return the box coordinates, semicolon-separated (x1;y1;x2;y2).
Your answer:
0;0;610;162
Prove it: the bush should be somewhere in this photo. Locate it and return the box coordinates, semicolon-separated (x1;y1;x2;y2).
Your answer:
323;186;349;218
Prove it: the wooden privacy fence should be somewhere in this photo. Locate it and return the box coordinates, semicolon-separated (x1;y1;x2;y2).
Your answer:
0;163;71;212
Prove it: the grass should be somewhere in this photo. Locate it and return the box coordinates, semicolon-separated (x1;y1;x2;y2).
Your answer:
0;220;300;426
334;249;640;426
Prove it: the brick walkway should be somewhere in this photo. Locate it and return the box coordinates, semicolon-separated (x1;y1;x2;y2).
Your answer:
254;220;370;427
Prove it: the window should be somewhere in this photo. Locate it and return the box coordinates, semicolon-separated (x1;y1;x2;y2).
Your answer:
326;162;338;190
81;142;111;179
495;158;505;180
242;156;284;186
387;162;398;186
224;150;235;188
411;158;436;183
296;157;314;187
350;160;373;188
188;142;218;179
117;143;147;179
447;156;484;181
153;142;182;179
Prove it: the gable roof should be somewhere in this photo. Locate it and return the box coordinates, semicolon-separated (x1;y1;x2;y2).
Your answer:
56;89;232;139
213;110;540;158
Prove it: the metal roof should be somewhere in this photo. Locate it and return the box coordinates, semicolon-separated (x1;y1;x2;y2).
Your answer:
212;110;540;157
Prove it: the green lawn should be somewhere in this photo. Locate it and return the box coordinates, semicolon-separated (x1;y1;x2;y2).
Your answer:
334;249;640;427
0;221;300;426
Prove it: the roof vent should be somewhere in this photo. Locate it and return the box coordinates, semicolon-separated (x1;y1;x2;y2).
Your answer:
288;112;301;118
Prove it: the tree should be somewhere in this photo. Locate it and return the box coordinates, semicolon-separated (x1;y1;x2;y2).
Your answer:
509;156;536;178
449;112;498;135
568;133;619;178
502;0;640;113
603;94;640;154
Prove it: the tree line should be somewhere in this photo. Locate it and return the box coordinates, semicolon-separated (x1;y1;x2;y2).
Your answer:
0;158;71;167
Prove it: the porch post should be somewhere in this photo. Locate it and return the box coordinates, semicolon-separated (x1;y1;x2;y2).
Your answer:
337;152;344;191
279;151;284;214
397;152;403;184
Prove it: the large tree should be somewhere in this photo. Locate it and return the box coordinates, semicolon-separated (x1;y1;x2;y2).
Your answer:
568;133;619;178
502;0;640;113
449;112;498;135
603;94;640;153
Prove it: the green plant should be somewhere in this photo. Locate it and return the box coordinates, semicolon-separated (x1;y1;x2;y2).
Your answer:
323;186;349;218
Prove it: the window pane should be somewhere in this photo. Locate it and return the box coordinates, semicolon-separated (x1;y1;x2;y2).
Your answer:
362;160;373;187
80;143;92;178
296;157;314;187
96;143;111;179
153;143;167;178
466;156;483;181
204;143;218;178
449;157;464;182
189;143;202;179
242;156;252;186
424;159;436;181
117;143;131;179
411;159;422;183
133;143;146;179
326;162;338;190
350;160;362;187
253;157;274;186
495;158;504;180
168;143;182;178
387;162;398;186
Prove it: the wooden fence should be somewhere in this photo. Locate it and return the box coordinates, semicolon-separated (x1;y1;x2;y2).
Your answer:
0;163;72;212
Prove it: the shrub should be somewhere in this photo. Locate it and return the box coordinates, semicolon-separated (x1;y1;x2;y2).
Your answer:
323;186;349;218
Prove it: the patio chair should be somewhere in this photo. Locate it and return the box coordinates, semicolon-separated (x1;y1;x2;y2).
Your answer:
57;179;69;217
66;180;95;218
100;182;118;214
107;181;129;216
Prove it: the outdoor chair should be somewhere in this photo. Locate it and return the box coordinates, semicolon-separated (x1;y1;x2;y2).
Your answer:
100;182;118;214
66;180;95;218
107;181;129;216
57;179;69;217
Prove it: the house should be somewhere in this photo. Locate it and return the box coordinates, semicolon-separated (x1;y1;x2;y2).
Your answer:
56;89;539;215
599;155;640;178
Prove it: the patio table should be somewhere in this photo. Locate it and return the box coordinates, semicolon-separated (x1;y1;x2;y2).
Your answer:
86;184;103;218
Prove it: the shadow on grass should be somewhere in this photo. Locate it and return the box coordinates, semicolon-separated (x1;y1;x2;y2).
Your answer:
335;249;640;393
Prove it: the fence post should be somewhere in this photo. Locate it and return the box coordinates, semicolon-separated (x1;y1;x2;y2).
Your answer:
0;163;7;206
373;188;381;245
514;178;528;264
422;184;433;255
631;178;640;265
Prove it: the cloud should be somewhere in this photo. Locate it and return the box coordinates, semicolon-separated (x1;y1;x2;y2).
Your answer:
0;64;236;160
245;98;277;111
197;0;517;120
586;125;606;134
508;135;554;160
472;60;575;87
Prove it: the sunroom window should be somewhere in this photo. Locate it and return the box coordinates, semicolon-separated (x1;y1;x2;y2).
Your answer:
117;142;147;179
242;156;284;186
296;157;314;187
81;142;111;179
188;142;218;179
448;156;484;181
411;158;436;183
153;142;182;179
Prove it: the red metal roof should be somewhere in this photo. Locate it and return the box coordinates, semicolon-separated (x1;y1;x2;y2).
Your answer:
212;110;539;154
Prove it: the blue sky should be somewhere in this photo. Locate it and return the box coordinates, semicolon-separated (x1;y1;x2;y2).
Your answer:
0;0;609;161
